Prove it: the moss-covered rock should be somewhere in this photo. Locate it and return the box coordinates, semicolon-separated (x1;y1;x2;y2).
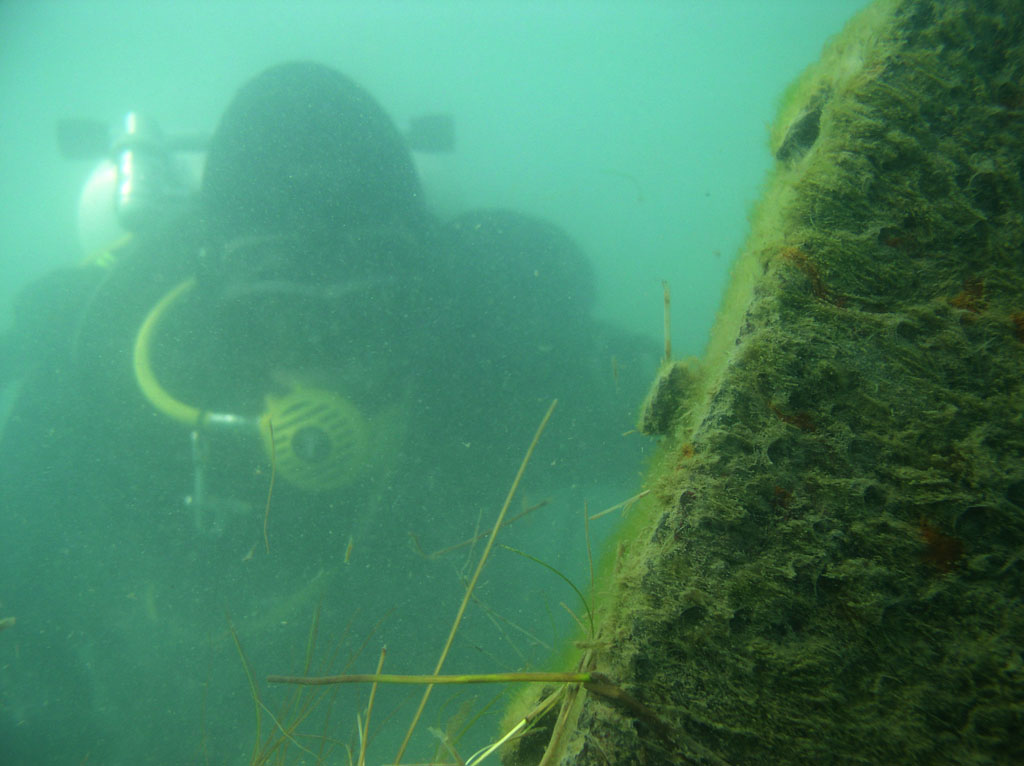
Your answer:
505;1;1024;763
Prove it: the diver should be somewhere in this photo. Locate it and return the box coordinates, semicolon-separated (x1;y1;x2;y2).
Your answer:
0;61;651;765
3;61;641;537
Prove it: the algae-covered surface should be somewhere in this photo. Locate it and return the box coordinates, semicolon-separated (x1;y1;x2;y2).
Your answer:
505;1;1024;763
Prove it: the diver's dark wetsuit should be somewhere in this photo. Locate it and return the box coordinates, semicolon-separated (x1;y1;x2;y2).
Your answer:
0;62;651;765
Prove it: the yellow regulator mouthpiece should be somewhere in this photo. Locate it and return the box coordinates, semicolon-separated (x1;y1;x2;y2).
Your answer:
136;279;374;493
260;386;369;492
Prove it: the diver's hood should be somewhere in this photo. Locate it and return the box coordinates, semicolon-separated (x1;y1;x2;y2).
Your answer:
200;61;425;252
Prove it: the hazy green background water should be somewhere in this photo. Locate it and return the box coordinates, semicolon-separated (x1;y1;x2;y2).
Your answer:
0;2;871;764
1;0;870;351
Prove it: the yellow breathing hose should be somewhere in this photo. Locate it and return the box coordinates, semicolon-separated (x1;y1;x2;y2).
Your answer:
133;278;203;426
133;275;374;493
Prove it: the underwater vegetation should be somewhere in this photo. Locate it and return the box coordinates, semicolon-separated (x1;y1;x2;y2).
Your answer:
543;1;1024;763
224;401;660;766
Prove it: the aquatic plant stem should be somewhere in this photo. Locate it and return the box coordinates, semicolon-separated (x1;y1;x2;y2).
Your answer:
357;646;387;766
227;616;263;763
268;671;591;686
662;280;672;362
393;399;558;764
263;418;276;554
586;489;650;521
